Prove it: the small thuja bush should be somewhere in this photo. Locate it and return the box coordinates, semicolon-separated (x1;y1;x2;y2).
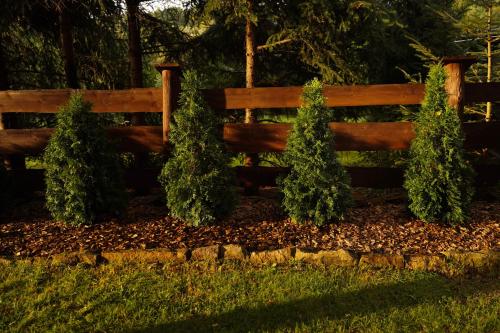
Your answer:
278;78;352;225
159;70;236;226
44;93;126;225
404;64;474;224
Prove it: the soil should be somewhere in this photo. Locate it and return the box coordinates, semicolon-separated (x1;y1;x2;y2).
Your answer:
1;188;498;257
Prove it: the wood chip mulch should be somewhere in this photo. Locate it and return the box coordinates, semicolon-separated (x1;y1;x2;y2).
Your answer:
0;189;499;258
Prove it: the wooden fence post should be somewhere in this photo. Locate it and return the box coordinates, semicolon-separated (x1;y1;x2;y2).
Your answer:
155;64;181;149
443;56;476;117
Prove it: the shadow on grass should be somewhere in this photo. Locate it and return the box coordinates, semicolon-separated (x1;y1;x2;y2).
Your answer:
129;274;497;333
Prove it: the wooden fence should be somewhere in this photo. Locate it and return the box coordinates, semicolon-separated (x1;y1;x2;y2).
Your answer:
0;58;499;190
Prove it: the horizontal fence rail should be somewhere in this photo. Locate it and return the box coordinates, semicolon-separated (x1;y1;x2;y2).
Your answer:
463;82;500;104
203;83;427;109
0;126;164;154
0;88;162;113
8;164;499;191
235;165;500;188
1;122;499;155
0;82;498;113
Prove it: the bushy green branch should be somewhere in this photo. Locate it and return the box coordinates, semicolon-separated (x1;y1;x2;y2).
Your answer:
159;70;237;226
278;78;352;225
44;93;126;225
404;64;474;224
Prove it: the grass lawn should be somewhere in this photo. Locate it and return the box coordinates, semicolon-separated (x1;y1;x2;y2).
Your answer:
0;260;498;333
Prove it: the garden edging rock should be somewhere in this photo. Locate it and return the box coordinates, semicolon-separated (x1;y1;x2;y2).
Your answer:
0;245;498;275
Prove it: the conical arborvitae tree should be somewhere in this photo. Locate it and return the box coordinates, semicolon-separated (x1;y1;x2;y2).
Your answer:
159;70;236;226
278;78;352;225
404;64;474;224
44;93;126;225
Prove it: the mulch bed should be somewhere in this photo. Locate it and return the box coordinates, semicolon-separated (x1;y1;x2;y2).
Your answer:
1;188;499;257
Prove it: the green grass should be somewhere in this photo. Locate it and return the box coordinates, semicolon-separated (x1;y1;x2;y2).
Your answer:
0;260;498;332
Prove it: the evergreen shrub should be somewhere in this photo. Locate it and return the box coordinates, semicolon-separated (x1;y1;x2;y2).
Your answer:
404;63;474;224
44;93;126;225
278;78;352;225
159;70;236;226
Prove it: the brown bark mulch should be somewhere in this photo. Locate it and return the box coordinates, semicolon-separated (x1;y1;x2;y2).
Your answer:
1;188;499;258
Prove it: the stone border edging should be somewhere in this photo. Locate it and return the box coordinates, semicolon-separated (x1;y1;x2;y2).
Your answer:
1;245;498;275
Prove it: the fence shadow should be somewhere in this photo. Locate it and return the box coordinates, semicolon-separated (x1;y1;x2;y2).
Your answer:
128;274;497;333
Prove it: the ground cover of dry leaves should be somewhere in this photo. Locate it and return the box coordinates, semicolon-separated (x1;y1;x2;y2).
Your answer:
1;188;498;258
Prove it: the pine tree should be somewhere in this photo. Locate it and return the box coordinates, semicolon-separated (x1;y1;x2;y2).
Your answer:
158;70;236;226
404;63;474;225
44;93;126;225
278;78;352;226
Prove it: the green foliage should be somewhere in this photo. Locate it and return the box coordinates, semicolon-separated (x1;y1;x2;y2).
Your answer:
278;79;352;225
159;70;236;226
44;93;126;225
404;64;474;225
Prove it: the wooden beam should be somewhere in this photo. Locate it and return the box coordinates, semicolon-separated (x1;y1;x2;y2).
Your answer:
445;62;467;115
11;164;499;191
0;126;164;154
235;166;405;188
0;88;162;113
465;82;500;104
1;122;498;155
224;121;500;152
203;84;425;109
235;164;500;188
1;81;497;116
157;64;181;145
224;122;415;152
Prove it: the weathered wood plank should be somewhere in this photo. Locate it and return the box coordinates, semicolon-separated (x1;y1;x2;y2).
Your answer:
0;88;162;113
0;81;496;115
1;122;498;154
0;126;164;154
235;164;500;188
465;82;500;104
10;164;499;191
204;84;425;109
234;166;405;188
225;122;411;152
224;121;500;152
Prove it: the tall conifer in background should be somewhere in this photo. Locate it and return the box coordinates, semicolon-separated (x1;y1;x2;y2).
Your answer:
44;93;126;225
278;79;352;226
159;70;236;226
404;64;474;224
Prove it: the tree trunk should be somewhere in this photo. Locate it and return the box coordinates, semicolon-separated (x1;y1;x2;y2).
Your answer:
245;3;255;124
0;37;25;170
126;0;148;193
126;0;145;125
486;5;493;122
127;0;143;89
243;0;259;194
59;7;79;89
